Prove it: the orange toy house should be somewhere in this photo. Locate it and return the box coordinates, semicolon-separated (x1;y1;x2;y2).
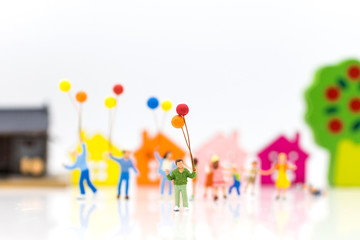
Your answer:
134;130;185;186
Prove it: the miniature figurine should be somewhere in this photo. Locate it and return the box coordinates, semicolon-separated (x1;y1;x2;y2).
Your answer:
261;152;297;200
211;155;228;201
109;150;139;200
155;150;176;197
228;165;241;197
244;160;259;195
63;141;97;200
166;159;197;211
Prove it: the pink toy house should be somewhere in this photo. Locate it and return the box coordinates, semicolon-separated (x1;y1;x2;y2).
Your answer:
257;132;309;185
194;131;247;185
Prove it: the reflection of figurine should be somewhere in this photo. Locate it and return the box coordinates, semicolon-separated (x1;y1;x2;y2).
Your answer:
228;166;241;197
244;160;259;195
109;150;139;200
211;155;228;201
155;151;176;197
228;202;241;221
166;159;197;211
302;184;327;196
70;202;96;240
63;141;97;200
190;158;198;200
158;201;173;237
261;153;297;200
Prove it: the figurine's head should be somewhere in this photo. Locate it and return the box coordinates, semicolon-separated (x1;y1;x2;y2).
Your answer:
163;151;173;160
278;152;287;164
123;150;131;159
232;166;237;173
175;159;184;169
211;155;220;169
194;158;198;166
251;160;258;167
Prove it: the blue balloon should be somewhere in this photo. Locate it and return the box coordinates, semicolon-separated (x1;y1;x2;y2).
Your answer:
147;97;159;109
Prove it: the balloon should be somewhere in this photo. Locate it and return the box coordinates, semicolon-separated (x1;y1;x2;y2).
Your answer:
171;115;185;129
76;91;87;103
113;84;124;95
176;104;189;116
147;97;159;109
161;100;172;111
59;80;71;92
105;96;117;108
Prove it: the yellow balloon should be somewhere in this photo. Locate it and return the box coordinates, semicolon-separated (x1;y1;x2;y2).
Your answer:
105;96;117;108
59;79;71;92
161;100;172;111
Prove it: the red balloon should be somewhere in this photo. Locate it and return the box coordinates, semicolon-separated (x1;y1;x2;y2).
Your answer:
176;104;189;116
113;84;124;95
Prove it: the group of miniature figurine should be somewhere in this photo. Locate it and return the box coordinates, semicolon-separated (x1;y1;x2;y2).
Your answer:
63;140;325;212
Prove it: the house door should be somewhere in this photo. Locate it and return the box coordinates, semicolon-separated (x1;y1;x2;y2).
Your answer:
0;136;11;174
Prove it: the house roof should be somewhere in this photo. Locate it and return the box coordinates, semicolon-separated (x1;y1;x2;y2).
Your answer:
0;106;48;134
258;133;308;156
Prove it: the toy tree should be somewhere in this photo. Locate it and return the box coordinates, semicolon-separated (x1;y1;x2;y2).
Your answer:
305;59;360;186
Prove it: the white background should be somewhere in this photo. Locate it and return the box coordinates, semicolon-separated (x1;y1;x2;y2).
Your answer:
1;0;359;186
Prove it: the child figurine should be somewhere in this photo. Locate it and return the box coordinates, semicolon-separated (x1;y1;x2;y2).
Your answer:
302;184;327;197
155;150;176;198
166;159;197;212
204;163;213;199
244;160;259;195
109;150;139;200
211;155;227;201
190;158;198;201
228;166;241;197
63;141;97;200
261;152;297;200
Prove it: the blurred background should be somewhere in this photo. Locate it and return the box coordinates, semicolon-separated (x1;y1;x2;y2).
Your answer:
3;0;358;185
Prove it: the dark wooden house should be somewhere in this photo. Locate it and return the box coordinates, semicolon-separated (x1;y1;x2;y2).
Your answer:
0;106;48;177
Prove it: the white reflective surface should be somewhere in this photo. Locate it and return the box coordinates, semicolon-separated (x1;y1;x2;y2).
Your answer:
0;186;359;240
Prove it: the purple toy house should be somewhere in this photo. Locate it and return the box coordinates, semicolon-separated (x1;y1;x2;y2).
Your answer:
257;133;309;185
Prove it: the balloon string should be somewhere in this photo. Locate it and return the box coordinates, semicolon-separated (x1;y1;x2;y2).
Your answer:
183;119;195;171
184;118;191;149
160;112;167;133
181;127;190;150
78;104;82;141
152;111;159;133
109;96;120;152
108;109;113;151
67;91;79;113
181;127;195;171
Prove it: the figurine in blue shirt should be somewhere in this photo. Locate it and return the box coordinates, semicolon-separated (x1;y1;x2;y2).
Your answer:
63;141;97;200
109;150;139;200
154;150;176;197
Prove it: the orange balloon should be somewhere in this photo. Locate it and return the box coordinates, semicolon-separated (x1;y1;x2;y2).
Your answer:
171;115;185;129
76;91;87;103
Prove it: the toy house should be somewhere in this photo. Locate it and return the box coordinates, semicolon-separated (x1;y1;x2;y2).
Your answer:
257;133;309;185
134;130;185;186
194;131;247;185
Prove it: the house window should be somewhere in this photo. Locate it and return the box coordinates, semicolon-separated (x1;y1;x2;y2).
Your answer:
288;151;299;162
268;151;278;161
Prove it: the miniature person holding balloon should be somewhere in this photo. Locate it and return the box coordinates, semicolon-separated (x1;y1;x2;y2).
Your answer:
166;159;197;212
59;80;96;200
154;149;176;198
260;152;297;200
63;140;97;200
108;150;139;200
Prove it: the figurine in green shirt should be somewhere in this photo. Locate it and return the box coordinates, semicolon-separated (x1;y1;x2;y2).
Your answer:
166;159;197;212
